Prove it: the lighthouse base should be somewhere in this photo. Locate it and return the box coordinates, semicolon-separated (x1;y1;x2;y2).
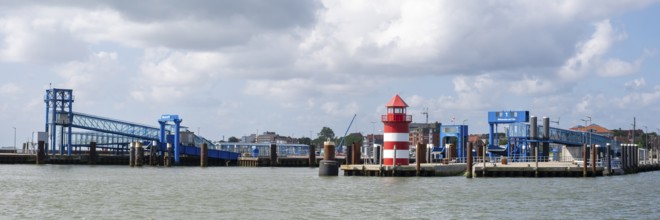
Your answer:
318;160;339;176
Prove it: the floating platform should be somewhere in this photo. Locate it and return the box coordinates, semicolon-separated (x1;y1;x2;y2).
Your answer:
341;163;466;177
237;156;345;167
472;162;604;177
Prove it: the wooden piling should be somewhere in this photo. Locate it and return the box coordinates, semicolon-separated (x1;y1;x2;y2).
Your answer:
591;144;596;177
466;142;473;178
346;143;352;165
89;142;97;165
136;142;143;167
535;144;539;177
309;145;316;167
150;141;157;166
632;145;636;171
352;142;361;165
129;142;135;167
270;144;278;167
36;141;45;165
201;143;208;167
417;143;426;164
582;144;587;177
165;143;172;167
622;145;627;172
606;143;611;176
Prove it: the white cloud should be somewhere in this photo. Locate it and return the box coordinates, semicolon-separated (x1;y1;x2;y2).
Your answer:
0;83;20;95
558;19;626;80
624;78;646;91
615;86;660;108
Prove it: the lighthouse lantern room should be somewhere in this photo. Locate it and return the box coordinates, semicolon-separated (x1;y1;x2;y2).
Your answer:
381;94;412;166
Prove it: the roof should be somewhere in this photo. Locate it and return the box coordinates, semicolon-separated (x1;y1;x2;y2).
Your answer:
569;124;611;133
386;94;408;107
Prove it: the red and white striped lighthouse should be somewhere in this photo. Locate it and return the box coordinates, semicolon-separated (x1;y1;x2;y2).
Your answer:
381;94;411;166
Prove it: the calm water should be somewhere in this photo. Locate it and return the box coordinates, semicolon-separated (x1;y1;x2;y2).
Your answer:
1;165;659;219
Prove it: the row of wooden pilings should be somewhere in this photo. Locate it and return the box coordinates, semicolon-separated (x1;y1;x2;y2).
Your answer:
35;140;98;165
465;142;615;178
128;142;210;167
621;144;639;174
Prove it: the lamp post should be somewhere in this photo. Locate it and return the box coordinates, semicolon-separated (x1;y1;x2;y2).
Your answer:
462;119;468;125
585;116;592;147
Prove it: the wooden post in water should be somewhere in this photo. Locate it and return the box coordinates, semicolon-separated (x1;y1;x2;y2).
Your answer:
466;142;473;178
591;144;596;177
165;143;172;167
353;142;361;165
270;144;278;167
482;142;486;177
150;141;157;166
136;142;144;167
606;143;611;176
129;142;136;167
89;141;97;165
535;144;539;178
417;143;426;164
624;144;628;172
346;143;352;165
308;145;316;167
633;145;637;171
582;144;587;177
36;141;45;165
200;143;208;167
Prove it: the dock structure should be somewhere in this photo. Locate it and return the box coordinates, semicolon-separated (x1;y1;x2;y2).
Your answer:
472;161;604;177
341;163;466;177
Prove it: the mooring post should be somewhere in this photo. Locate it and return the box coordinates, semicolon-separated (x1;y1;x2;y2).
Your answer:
129;142;136;167
417;143;426;164
353;142;361;165
633;144;639;173
36;141;45;165
319;140;338;176
89;141;97;165
466;142;473;178
165;143;172;167
606;143;611;176
136;142;143;167
308;145;316;167
200;143;208;167
482;142;486;177
591;144;596;177
150;141;157;166
416;143;423;176
393;144;397;166
582;144;587;177
270;144;277;167
346;143;352;165
624;144;628;172
535;145;539;178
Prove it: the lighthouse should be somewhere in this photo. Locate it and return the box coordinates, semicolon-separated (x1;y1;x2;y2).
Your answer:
382;94;412;166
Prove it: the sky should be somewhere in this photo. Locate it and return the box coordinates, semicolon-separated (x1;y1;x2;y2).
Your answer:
1;0;660;146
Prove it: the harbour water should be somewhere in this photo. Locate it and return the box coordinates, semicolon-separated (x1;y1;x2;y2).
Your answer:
1;165;659;219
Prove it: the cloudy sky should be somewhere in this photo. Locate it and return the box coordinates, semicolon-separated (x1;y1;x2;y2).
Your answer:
1;0;660;146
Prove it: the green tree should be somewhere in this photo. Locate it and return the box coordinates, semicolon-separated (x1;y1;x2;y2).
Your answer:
228;136;240;142
344;133;363;146
318;127;335;140
298;137;312;145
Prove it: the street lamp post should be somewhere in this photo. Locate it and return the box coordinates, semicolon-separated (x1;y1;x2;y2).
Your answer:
585;116;592;147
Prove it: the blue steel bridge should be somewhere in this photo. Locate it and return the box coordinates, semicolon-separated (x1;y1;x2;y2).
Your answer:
483;111;621;162
45;88;310;164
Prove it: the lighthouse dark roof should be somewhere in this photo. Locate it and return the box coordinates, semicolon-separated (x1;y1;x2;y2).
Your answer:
386;94;408;107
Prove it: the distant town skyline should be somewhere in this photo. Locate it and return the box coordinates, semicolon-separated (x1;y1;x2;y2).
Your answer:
1;1;660;147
